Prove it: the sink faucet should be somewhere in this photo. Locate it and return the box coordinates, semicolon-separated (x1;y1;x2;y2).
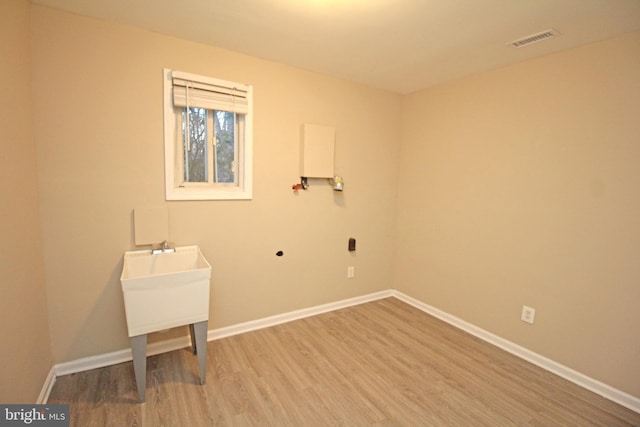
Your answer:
152;240;175;254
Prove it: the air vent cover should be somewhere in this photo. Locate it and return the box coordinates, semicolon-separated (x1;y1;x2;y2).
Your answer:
507;29;560;48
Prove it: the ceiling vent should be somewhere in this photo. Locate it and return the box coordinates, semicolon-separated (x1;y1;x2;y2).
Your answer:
507;29;560;48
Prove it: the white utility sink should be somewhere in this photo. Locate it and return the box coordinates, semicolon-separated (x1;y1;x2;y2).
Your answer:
120;245;212;337
120;245;212;401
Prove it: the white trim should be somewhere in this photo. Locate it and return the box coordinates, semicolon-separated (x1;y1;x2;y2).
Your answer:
54;335;193;377
209;290;393;341
37;366;57;404
47;289;639;414
53;291;392;376
391;290;640;414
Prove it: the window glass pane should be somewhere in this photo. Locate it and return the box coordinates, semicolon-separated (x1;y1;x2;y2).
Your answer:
214;111;236;183
183;107;208;182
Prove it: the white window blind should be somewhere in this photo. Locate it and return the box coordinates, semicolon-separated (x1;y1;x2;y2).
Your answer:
172;71;249;114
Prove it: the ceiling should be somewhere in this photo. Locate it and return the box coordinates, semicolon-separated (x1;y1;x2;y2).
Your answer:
30;0;640;94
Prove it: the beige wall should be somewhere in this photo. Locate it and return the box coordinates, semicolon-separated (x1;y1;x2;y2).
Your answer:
0;0;54;402
29;6;401;363
2;1;637;403
396;31;640;398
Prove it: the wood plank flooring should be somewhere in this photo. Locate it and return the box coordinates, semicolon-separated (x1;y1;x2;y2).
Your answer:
48;298;640;426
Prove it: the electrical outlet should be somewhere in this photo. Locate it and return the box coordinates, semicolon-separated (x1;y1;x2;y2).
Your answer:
521;305;536;324
347;266;355;279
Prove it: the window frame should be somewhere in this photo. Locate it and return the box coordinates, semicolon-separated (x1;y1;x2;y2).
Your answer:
163;68;253;200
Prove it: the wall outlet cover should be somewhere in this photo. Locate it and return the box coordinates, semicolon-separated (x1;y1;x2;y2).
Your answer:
521;305;536;324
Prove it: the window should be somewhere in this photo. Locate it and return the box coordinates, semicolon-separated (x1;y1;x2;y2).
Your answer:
163;69;253;200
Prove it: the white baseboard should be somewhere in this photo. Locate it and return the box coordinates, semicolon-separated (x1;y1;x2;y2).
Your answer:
37;366;56;404
208;290;394;341
391;290;640;414
46;288;639;414
53;290;393;377
54;335;193;377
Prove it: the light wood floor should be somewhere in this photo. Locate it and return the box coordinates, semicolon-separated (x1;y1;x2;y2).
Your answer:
49;298;640;426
